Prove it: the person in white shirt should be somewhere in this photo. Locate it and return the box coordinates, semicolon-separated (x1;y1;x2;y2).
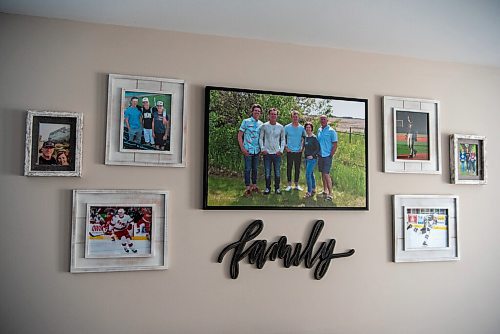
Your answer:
259;108;285;195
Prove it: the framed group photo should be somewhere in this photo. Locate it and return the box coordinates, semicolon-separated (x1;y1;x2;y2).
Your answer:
393;195;459;262
105;74;186;167
203;86;368;210
71;190;168;273
383;96;441;174
24;110;83;177
449;134;487;184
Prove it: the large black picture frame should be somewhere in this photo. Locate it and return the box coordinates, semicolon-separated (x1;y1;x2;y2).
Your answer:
203;86;368;210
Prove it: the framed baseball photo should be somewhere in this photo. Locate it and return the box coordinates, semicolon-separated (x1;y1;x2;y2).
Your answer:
203;86;368;210
393;195;459;262
71;190;168;273
383;96;441;174
449;134;487;184
105;74;185;167
24;110;83;177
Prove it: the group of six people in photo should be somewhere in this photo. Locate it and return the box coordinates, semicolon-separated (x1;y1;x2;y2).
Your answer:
238;104;338;200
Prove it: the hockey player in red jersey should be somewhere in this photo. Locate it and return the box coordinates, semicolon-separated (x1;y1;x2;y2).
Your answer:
109;208;137;253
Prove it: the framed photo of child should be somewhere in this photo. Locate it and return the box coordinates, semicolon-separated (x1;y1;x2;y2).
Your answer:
24;110;83;177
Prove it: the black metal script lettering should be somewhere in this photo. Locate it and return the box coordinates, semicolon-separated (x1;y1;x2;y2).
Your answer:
217;220;355;280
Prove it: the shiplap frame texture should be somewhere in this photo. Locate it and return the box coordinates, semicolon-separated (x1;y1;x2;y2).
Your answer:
71;190;169;273
393;195;459;262
383;96;441;174
105;74;186;167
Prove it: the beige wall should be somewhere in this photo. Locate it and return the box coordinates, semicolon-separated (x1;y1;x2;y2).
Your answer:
1;13;499;334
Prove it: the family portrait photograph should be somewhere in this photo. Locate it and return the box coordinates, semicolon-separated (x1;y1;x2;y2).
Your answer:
394;109;430;161
24;110;83;176
85;205;154;258
120;88;172;154
203;86;368;210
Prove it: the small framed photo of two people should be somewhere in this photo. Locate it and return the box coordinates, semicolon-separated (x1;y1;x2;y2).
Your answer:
449;134;487;184
203;86;368;210
105;74;186;167
24;110;83;176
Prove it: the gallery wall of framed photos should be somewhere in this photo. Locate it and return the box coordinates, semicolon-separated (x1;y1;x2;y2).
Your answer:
1;13;499;334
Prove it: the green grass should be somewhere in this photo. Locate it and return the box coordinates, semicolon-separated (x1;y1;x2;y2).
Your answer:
396;141;429;155
207;175;366;208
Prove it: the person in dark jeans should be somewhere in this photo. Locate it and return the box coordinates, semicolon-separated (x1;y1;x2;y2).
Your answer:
237;104;263;197
284;110;305;191
259;108;285;195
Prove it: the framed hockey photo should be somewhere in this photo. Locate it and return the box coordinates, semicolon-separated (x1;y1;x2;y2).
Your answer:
449;134;487;184
71;190;168;273
393;195;459;262
105;74;186;167
120;89;173;154
85;204;155;258
203;86;368;210
383;96;441;174
24;110;83;176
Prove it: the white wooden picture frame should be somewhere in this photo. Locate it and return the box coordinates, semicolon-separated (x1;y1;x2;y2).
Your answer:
71;190;169;273
105;73;186;167
393;195;459;262
383;96;441;174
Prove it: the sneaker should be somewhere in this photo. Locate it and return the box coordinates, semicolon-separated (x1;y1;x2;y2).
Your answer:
124;249;130;253
264;188;271;195
294;185;303;191
275;189;282;195
285;185;292;191
131;249;138;253
325;195;333;201
304;192;312;198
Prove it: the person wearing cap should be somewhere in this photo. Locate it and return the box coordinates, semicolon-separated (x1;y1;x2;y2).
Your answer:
124;96;142;144
152;101;169;150
139;97;155;146
38;141;57;165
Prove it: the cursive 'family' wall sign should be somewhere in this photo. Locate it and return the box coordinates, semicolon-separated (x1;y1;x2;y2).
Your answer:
217;220;355;280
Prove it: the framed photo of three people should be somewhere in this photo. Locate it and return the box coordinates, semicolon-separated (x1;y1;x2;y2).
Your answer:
203;86;368;210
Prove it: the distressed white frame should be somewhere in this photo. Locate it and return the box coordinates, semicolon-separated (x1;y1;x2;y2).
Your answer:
383;96;441;174
449;134;487;184
24;110;83;177
71;190;169;273
105;74;186;167
393;195;459;263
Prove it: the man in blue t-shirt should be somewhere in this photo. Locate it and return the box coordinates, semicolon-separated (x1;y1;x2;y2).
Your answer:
124;96;142;144
284;110;305;191
317;115;338;201
237;104;263;197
